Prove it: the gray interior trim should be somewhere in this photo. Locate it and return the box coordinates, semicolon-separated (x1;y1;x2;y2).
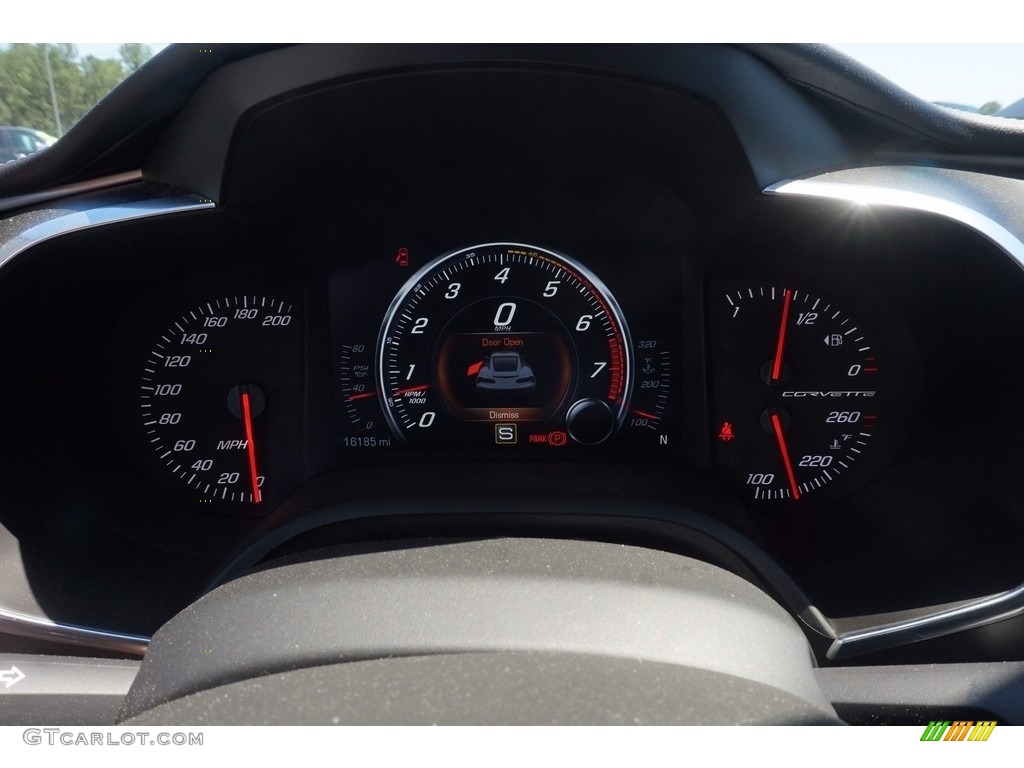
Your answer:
205;493;832;641
817;661;1024;725
0;654;140;726
126;652;840;726
120;539;831;720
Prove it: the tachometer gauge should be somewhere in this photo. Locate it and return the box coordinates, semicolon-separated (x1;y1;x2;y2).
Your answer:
709;281;900;506
375;243;633;447
136;295;302;514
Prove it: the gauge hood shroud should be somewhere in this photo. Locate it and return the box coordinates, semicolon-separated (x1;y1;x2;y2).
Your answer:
119;539;837;723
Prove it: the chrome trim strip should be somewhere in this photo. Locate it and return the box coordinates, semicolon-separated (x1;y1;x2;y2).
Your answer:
0;195;215;276
826;586;1024;661
0;605;149;656
766;178;1024;269
768;175;1024;659
0;169;145;214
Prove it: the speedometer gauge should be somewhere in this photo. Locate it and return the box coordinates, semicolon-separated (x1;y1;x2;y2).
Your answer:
376;243;633;447
136;295;303;514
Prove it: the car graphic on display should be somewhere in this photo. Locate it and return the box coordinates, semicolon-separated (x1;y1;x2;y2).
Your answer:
475;352;536;393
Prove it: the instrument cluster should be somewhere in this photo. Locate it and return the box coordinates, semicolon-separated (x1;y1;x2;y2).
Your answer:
9;46;1024;668
108;225;922;519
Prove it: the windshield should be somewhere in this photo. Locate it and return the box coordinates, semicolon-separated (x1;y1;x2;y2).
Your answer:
830;43;1024;115
0;43;166;154
4;43;1024;162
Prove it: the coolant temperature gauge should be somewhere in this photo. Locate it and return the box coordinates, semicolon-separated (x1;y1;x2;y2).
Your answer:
625;338;673;444
708;281;896;505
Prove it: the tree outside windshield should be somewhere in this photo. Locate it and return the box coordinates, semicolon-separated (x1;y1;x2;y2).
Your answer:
0;43;154;142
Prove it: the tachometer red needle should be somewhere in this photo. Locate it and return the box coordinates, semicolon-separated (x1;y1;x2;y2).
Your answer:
771;289;793;382
240;389;262;504
770;411;800;501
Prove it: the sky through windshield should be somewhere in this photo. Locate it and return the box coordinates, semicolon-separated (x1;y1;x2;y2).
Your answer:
830;44;1024;110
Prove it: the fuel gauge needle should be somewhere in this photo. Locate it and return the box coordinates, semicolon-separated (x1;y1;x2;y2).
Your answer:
771;288;793;382
240;388;262;504
770;411;801;501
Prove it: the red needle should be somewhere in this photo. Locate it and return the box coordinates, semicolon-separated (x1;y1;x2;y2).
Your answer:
770;412;800;501
771;289;793;382
347;391;378;401
240;389;262;504
631;408;659;420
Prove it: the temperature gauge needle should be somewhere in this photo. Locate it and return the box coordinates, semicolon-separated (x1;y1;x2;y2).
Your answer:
770;411;800;501
771;289;793;382
240;388;262;504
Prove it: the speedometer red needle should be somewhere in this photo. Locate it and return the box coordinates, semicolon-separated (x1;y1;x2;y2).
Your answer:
770;411;800;501
771;289;793;382
240;389;262;504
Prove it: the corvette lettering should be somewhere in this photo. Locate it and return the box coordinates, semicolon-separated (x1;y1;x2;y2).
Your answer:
782;391;876;398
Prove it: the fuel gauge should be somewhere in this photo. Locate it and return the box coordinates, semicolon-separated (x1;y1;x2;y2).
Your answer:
708;281;897;506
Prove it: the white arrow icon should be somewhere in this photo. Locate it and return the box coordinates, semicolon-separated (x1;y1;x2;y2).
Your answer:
0;666;25;688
